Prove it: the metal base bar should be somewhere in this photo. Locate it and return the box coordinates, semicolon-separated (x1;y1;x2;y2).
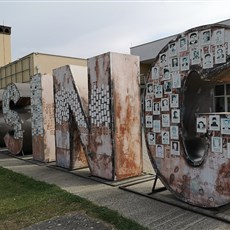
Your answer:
119;183;230;224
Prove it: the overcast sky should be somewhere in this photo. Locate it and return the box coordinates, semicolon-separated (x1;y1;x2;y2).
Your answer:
1;1;230;61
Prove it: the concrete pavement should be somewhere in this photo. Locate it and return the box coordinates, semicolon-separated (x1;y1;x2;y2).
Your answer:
0;151;230;230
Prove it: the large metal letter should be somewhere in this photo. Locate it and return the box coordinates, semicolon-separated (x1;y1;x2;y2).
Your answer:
88;52;142;180
53;65;88;169
144;24;230;207
2;83;31;155
31;74;56;162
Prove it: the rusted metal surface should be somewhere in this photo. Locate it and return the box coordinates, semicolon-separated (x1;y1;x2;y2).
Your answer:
2;83;31;155
88;52;142;180
144;24;230;207
31;74;56;162
53;65;88;169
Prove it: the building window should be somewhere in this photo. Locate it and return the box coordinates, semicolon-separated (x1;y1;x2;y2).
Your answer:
214;84;230;112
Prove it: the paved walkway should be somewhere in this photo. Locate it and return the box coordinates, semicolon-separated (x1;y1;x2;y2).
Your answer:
0;151;230;230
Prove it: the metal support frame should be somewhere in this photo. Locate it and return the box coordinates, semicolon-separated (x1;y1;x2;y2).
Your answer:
119;177;230;225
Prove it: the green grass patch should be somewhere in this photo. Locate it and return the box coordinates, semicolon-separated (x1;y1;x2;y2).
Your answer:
0;166;148;230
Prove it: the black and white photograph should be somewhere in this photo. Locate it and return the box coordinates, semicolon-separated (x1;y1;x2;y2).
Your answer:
211;136;222;153
162;67;171;80
209;115;220;131
171;141;180;156
164;81;172;94
179;37;187;52
162;114;170;127
172;72;181;88
201;29;211;45
160;52;168;66
148;132;156;145
215;46;226;64
161;98;169;111
180;56;190;71
145;98;152;112
190;47;201;65
170;94;179;108
145;115;153;128
153;102;161;115
196;117;207;133
156;144;164;158
154;84;163;98
146;83;154;95
221;118;230;135
203;53;213;69
171;109;180;123
151;66;160;79
214;29;225;45
189;31;199;46
153;120;161;133
162;131;170;145
168;42;177;57
170;125;179;140
171;57;179;71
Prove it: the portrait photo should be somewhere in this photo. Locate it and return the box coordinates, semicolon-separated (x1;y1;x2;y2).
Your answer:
145;98;152;112
215;46;226;64
201;29;211;45
151;66;160;80
164;81;172;94
214;29;225;45
162;131;170;145
162;67;171;80
196;117;207;133
189;31;199;46
153;102;161;115
148;132;156;145
211;136;222;153
156;144;164;158
221;118;230;135
168;42;177;57
154;84;163;98
203;53;213;69
145;115;153;128
179;37;187;52
161;98;169;111
180;56;190;71
172;72;181;88
190;47;201;65
170;94;179;108
171;57;179;71
153;120;161;133
146;83;154;95
209;115;220;131
171;109;180;123
162;114;170;127
160;52;168;66
171;141;180;156
170;125;179;140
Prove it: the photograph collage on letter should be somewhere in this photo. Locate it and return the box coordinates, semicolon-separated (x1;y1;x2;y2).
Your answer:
144;27;230;158
195;115;230;156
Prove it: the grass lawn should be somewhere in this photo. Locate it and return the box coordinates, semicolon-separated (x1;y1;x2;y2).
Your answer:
0;166;148;230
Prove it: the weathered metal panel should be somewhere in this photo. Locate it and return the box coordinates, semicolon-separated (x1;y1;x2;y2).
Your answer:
144;23;230;207
31;74;56;162
53;65;88;169
88;52;142;180
112;53;142;180
2;83;31;155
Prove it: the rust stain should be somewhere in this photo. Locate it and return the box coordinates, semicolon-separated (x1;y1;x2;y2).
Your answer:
4;133;23;155
216;161;230;195
32;135;45;162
